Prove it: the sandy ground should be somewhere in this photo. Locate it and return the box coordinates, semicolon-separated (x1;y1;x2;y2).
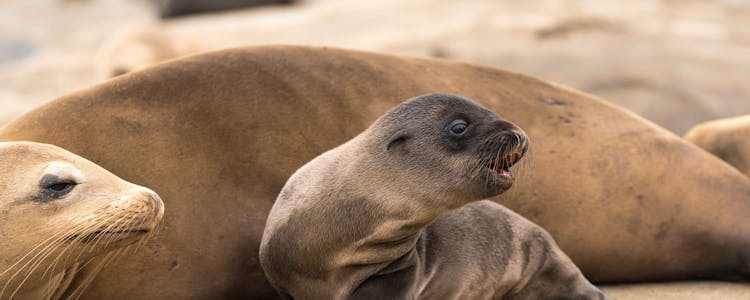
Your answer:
2;0;750;298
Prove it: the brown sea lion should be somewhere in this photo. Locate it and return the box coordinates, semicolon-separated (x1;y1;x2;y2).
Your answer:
260;94;608;299
1;46;750;298
685;115;750;177
0;142;163;300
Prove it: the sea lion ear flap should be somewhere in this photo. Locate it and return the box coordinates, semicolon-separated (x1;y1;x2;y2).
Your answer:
386;129;411;151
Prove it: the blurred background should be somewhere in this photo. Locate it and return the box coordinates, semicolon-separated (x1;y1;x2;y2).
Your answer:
2;0;750;135
2;0;750;298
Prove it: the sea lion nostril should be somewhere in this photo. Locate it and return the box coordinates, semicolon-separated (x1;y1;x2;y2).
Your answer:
144;191;163;217
147;192;159;202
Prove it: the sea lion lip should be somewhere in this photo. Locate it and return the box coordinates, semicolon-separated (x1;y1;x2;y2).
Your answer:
486;166;515;184
65;229;150;242
495;168;514;179
482;150;524;176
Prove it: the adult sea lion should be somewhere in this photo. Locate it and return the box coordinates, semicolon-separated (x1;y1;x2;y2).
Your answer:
2;45;750;297
685;115;750;176
260;94;608;299
0;142;164;300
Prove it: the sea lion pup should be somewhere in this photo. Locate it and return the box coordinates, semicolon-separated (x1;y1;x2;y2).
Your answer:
260;94;608;299
0;142;164;300
684;115;750;176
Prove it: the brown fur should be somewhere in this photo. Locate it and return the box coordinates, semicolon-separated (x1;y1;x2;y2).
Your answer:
1;46;750;298
260;94;606;299
685;115;750;177
0;142;163;300
97;26;200;78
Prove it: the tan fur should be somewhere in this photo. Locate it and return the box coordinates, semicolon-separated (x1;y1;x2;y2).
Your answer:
685;115;750;177
0;142;163;300
97;26;201;78
1;46;750;297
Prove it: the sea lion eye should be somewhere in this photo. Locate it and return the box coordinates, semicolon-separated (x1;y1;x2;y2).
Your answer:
38;174;77;199
47;182;76;194
449;119;469;135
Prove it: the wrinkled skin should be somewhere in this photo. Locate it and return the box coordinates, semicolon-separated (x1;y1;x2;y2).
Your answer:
1;46;750;298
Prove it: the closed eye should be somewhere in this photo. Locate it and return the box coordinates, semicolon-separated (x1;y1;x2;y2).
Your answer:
37;174;78;201
47;182;76;194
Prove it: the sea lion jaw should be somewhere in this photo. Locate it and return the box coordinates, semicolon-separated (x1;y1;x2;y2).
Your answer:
0;142;164;299
474;129;528;196
444;118;530;201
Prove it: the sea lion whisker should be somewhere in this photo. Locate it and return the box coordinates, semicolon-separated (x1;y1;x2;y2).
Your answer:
100;212;142;251
0;217;91;280
42;216;113;280
0;219;89;279
112;244;136;265
2;220;93;300
43;237;79;281
41;220;101;279
130;215;155;254
90;212;135;252
65;254;113;300
79;213;125;255
469;156;487;179
467;154;488;183
100;216;134;250
8;236;74;300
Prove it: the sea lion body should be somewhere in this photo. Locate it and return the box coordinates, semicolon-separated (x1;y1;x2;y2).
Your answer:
2;46;750;297
417;201;603;300
260;94;606;299
0;142;163;300
685;115;750;176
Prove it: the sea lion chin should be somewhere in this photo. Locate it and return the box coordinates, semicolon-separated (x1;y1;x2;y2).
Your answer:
0;142;164;300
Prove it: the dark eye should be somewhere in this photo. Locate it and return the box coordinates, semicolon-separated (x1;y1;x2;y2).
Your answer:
34;175;78;202
48;182;76;194
448;119;469;135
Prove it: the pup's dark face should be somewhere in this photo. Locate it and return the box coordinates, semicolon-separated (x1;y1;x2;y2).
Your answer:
378;94;529;203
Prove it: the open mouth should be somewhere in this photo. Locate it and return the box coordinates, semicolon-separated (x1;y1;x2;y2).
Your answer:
484;151;524;179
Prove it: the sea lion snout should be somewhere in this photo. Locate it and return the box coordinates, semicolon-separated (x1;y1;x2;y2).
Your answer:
96;186;164;232
477;125;529;176
492;120;529;153
127;186;165;222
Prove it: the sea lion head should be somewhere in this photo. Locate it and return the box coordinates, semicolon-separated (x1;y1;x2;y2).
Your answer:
0;142;164;299
363;93;529;207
